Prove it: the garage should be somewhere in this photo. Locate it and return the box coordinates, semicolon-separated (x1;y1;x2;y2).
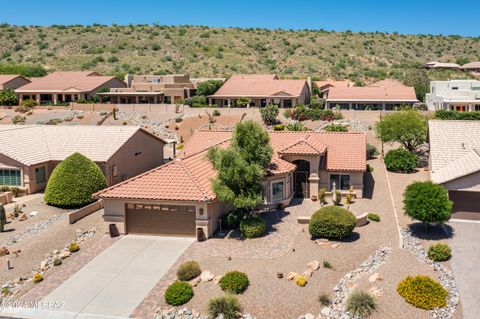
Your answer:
125;203;196;236
449;191;480;220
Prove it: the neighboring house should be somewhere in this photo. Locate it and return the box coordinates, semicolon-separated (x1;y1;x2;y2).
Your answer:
429;120;480;219
95;130;366;239
99;74;196;104
368;79;405;88
325;85;418;110
426;80;480;111
15;71;126;104
423;61;461;70
0;125;166;194
461;62;480;72
0;75;30;90
315;80;352;98
208;74;311;108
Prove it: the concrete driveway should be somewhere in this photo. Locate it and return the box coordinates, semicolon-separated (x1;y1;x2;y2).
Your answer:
448;221;480;319
4;235;194;319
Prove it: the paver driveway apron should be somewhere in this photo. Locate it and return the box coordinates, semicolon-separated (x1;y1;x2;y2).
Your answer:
18;235;192;318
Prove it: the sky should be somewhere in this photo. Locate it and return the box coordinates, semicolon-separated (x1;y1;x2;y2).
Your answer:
0;0;479;37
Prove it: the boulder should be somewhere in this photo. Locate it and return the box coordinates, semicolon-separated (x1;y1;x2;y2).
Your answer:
305;314;315;319
307;260;320;271
330;243;341;248
40;260;49;271
200;270;215;282
287;272;298;281
189;277;201;287
213;275;223;285
18;213;28;221
60;251;71;259
302;270;313;278
0;247;9;257
367;286;384;298
355;212;369;227
320;307;331;317
368;273;383;283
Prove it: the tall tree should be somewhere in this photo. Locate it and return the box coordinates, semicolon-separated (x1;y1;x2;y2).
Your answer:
232;120;273;169
403;69;430;102
196;80;224;96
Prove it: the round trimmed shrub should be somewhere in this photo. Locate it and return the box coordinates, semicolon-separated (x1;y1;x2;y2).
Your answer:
177;261;201;281
273;124;285;131
219;271;249;294
397;276;447;309
295;276;307;287
164;281;194;306
33;273;43;283
308;206;356;239
428;243;452;262
346;289;376;318
221;209;246;230
208;294;242;319
239;216;266;239
44;152;107;207
384;149;417;173
69;242;80;252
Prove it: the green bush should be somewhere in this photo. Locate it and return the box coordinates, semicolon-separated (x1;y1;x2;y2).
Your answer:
384;149;417;173
44;152;108;207
177;261;201;281
367;213;380;222
324;124;348;132
273;124;285;131
309;206;356;239
183;95;208;106
435;110;480;120
69;242;80;252
403;181;452;224
219;271;249;294
346;290;376;318
221;209;245;230
428;243;452;262
164;281;194;306
208;294;242;319
239;216;266;238
397;276;447;309
285;105;337;121
366;143;379;159
12;115;26;124
318;293;331;306
213;109;221;116
260;104;279;126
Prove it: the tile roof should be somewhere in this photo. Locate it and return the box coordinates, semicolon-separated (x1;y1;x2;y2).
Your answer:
15;71;124;93
96;130;366;201
0;75;26;85
368;79;406;88
0;125;159;166
461;62;480;70
326;86;418;102
315;80;352;91
209;74;307;98
429;120;480;184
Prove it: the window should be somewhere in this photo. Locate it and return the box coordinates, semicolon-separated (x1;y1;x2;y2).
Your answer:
271;180;285;201
0;169;21;186
283;99;292;108
452;87;459;90
329;174;350;191
35;166;46;184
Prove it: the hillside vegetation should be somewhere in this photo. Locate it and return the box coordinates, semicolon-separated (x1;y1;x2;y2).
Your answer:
0;24;479;85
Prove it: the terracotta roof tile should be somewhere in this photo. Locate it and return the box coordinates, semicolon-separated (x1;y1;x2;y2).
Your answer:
326;86;418;101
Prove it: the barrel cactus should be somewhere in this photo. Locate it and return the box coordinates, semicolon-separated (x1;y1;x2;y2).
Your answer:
0;204;6;232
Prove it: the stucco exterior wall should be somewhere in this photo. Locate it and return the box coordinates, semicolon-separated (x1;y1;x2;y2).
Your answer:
319;171;364;198
442;171;480;191
85;78;127;99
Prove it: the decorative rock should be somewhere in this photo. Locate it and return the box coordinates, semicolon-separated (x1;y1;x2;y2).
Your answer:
368;273;383;283
302;270;313;278
18;213;28;221
367;286;383;298
277;272;283;279
213;275;222;285
287;272;298;281
315;239;329;246
320;307;331;317
200;270;215;282
305;314;315;319
189;277;201;287
307;260;320;271
330;243;341;249
40;261;49;271
60;251;71;259
0;247;9;257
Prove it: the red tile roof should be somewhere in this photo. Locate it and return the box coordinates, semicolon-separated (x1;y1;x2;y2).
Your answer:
96;130;366;201
0;75;27;85
326;86;418;102
315;80;352;91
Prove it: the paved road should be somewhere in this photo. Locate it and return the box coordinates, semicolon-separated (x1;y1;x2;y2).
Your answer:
448;221;480;319
3;235;194;319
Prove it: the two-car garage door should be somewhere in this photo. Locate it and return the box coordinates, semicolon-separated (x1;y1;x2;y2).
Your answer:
126;203;196;237
449;191;480;220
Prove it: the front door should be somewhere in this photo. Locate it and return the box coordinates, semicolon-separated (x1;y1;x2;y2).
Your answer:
292;160;310;198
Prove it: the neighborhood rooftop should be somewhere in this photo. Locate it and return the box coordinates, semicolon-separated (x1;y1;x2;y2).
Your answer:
326;86;418;101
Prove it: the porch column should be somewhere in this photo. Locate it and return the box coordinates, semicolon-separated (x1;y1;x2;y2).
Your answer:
36;94;40;104
227;99;231;107
309;173;319;200
53;94;58;105
208;98;212;106
382;103;386;111
135;96;140;104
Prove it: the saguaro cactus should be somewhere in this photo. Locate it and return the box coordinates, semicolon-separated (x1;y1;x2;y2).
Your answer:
0;204;6;232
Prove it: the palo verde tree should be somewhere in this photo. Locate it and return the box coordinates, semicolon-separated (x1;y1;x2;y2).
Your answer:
375;109;427;152
208;120;273;210
0;88;18;106
195;79;224;96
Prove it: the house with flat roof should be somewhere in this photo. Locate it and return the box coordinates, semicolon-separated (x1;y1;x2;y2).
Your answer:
325;84;418;110
208;74;311;108
0;125;166;194
429;120;480;219
95;130;366;239
99;74;196;104
426;80;480;111
15;71;126;105
0;75;30;91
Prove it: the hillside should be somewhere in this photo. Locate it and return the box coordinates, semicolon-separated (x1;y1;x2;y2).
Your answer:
0;24;479;84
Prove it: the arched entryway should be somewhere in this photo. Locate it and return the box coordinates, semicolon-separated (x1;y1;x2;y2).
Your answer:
292;160;310;198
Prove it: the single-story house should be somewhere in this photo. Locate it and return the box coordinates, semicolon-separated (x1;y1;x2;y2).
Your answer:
461;62;480;73
423;62;461;70
0;125;166;194
325;85;418;110
95;130;366;239
99;74;196;104
315;80;352;98
15;71;126;104
208;74;311;108
429;120;480;219
0;75;30;91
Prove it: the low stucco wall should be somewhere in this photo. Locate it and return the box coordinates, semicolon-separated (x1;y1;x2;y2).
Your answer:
68;200;103;224
0;192;13;205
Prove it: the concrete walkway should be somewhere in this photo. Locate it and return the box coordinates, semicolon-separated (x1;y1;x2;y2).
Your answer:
2;235;194;319
448;220;480;319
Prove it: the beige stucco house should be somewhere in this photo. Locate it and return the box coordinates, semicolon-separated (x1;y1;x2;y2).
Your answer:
99;74;196;104
95;130;366;240
0;125;166;194
208;74;311;108
15;71;126;104
0;75;30;91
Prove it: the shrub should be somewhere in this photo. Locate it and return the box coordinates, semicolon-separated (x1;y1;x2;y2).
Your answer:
273;124;285;131
213;109;221;116
384;149;417;173
397;276;447;309
319;293;331;306
323;260;333;269
366;144;379;159
239;216;266;239
260;104;279;126
345;194;353;205
221;209;245;230
0;88;17;106
164;281;194;306
435;110;480;120
177;261;201;281
33;273;43;283
207;294;242;319
175;117;182;123
12;115;26;124
286;121;306;131
219;271;249;294
44;152;108;207
19;98;37;108
428;243;451;262
295;276;307;287
53;258;62;266
324;124;348;132
184;95;208;106
403;181;452;224
367;213;380;222
318;188;326;204
346;290;376;318
309;206;356;239
69;242;80;252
